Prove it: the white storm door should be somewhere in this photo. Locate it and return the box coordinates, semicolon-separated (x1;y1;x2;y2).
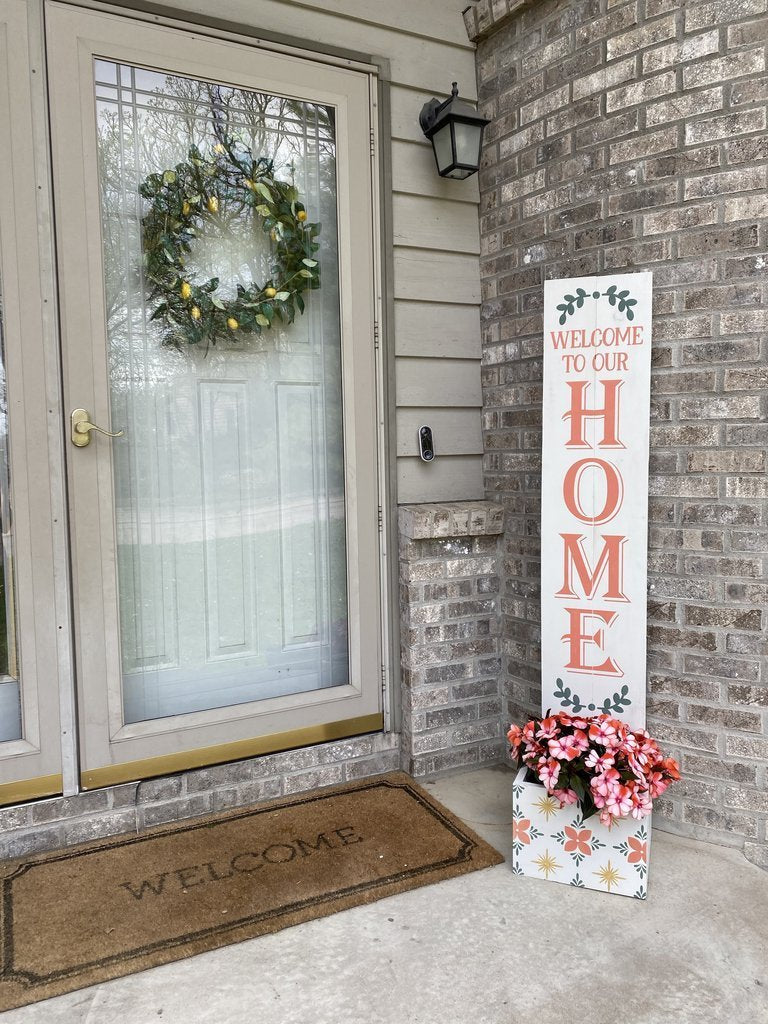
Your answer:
46;2;382;788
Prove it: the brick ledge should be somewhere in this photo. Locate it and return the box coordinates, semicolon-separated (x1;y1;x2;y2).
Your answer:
463;0;533;42
398;500;504;540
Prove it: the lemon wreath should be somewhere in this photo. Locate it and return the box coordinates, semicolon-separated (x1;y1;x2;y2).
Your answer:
139;138;321;348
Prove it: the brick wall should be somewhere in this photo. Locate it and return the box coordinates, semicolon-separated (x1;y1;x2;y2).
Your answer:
466;0;768;868
398;501;506;776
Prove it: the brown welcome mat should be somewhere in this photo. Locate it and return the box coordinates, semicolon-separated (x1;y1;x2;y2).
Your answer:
0;771;502;1011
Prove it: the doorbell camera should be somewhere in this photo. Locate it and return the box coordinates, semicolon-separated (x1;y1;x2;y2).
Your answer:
418;425;435;462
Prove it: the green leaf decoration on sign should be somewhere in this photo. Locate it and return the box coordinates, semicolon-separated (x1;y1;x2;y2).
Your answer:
552;679;632;716
552;679;585;713
598;685;632;715
556;284;638;325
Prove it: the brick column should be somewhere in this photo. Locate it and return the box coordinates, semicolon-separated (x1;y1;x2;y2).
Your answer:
398;501;506;777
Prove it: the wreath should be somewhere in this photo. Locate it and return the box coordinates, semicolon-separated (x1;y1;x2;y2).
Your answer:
138;137;321;348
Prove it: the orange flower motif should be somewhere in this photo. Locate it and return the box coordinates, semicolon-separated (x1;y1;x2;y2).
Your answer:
512;818;532;845
627;836;647;864
563;825;592;856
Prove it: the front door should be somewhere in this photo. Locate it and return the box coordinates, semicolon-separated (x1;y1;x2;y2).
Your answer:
46;3;382;788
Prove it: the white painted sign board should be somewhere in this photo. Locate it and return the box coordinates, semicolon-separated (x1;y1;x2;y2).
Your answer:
541;272;652;729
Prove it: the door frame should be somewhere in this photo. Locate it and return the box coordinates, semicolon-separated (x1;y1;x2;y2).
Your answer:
45;0;392;788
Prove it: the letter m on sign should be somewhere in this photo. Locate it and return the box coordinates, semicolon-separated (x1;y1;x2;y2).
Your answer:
557;534;628;602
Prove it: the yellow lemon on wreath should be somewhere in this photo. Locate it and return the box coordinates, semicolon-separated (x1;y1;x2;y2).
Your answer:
207;196;219;214
213;143;225;154
191;306;201;320
180;281;192;300
264;286;277;299
182;201;191;216
227;317;239;330
296;209;307;222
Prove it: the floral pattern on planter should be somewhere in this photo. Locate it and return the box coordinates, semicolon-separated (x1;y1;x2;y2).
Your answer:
614;824;650;880
551;823;606;867
511;767;651;899
511;810;543;856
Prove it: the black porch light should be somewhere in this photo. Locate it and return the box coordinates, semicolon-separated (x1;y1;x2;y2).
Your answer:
419;82;489;180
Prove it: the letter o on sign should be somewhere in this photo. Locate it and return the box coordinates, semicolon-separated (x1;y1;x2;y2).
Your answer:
563;457;623;526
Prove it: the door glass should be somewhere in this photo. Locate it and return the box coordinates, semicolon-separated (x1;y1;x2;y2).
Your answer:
0;273;20;742
94;61;348;723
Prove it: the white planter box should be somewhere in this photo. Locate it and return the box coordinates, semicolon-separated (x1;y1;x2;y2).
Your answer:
511;767;651;899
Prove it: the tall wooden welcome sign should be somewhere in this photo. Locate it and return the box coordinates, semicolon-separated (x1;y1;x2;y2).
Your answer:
541;272;652;729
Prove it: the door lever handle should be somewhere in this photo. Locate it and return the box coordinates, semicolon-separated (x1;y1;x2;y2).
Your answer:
71;408;125;447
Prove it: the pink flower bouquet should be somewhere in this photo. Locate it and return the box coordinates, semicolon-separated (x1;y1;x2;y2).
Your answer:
507;711;680;827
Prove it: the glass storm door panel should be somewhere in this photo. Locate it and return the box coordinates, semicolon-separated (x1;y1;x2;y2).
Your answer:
0;0;66;803
46;3;382;787
98;62;348;724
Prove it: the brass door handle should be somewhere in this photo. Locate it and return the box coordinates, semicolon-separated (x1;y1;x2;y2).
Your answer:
71;408;125;447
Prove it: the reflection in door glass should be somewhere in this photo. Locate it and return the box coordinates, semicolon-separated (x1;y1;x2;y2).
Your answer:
0;273;21;742
95;61;348;723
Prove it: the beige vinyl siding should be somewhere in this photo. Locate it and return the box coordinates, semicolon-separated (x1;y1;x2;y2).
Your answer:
397;455;484;503
118;0;484;504
394;249;480;304
393;195;480;254
396;357;482;408
395;302;480;359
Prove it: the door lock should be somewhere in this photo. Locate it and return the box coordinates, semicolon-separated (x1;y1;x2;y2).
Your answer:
71;408;125;447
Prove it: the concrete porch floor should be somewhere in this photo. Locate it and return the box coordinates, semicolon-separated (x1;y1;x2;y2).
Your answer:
2;765;767;1024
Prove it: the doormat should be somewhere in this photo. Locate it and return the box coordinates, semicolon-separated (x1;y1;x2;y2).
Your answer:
0;772;502;1011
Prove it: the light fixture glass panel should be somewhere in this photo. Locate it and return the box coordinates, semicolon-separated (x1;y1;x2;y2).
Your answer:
431;123;454;175
453;121;482;168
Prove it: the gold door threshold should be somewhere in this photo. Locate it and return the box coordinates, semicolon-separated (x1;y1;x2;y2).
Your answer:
0;773;63;807
81;713;384;789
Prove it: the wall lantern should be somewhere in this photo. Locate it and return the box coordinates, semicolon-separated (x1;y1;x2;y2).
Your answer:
419;82;489;180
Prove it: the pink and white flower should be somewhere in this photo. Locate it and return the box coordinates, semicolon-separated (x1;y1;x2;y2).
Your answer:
604;784;634;820
507;723;523;754
537;757;561;790
588;718;618;747
548;729;589;762
536;716;560;740
591;767;621;800
585;749;615;772
646;770;670;799
552;787;579;807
